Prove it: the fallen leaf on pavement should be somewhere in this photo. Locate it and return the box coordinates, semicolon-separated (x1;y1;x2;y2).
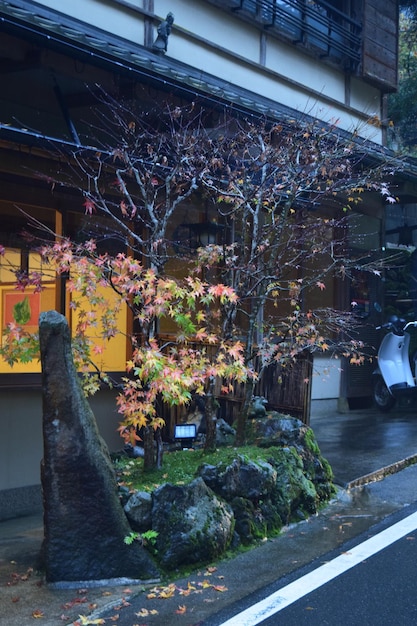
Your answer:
77;616;105;625
21;568;34;581
212;585;228;592
62;597;88;609
178;581;196;596
156;583;176;599
8;567;34;586
135;608;151;617
199;580;212;589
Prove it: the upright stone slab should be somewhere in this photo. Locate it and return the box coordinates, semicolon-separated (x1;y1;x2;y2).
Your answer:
39;311;158;583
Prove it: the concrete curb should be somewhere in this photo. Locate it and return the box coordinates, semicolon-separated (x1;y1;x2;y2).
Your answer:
346;453;417;490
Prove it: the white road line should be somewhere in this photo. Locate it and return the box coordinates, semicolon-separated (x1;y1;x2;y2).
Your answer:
220;510;417;626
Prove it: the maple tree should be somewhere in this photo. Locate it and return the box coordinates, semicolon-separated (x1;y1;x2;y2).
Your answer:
1;239;248;467
194;115;397;443
1;97;397;457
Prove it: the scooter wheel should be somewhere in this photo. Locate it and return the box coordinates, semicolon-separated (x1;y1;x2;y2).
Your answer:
373;376;396;412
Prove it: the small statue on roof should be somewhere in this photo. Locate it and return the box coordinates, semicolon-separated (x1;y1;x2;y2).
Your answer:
152;12;174;54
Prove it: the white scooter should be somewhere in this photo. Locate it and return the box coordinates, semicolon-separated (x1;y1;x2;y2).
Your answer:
373;316;417;412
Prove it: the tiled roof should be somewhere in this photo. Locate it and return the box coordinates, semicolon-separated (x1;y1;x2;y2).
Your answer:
0;0;296;121
1;0;416;181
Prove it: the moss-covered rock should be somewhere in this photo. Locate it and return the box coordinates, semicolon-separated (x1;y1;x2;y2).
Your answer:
151;477;234;570
268;447;318;524
122;412;335;571
198;447;321;540
198;455;277;501
230;497;258;545
246;413;335;506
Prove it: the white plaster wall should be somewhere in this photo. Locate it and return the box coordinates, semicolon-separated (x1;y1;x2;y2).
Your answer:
266;37;346;103
161;0;261;64
0;388;123;492
32;0;145;42
350;76;382;120
162;2;382;138
32;0;383;142
165;30;380;138
0;390;43;491
311;354;342;401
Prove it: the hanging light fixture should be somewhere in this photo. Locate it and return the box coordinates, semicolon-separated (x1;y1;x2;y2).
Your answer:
189;221;223;246
174;219;224;254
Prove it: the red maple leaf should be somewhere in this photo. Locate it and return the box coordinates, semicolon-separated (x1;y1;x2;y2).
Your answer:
83;199;96;215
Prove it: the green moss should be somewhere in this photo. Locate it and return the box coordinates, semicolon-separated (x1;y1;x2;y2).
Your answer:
115;442;334;495
321;456;334;481
115;439;335;552
303;427;320;455
116;446;287;492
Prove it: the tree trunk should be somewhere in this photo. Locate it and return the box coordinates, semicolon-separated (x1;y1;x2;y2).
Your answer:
143;425;156;471
155;427;164;469
204;380;217;453
235;376;256;446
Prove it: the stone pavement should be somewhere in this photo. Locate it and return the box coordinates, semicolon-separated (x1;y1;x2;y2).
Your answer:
2;405;417;626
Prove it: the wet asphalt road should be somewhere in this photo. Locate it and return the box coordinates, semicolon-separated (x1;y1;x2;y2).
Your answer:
310;404;417;487
257;520;417;625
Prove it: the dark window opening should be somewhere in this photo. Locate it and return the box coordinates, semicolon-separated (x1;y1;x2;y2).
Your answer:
207;0;362;71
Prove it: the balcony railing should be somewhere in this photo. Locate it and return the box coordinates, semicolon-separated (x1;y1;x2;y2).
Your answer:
206;0;362;71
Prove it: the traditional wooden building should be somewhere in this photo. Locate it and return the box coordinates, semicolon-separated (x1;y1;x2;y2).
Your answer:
1;0;415;518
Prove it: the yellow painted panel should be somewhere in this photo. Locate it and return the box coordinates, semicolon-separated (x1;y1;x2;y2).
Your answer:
69;284;129;373
0;249;20;283
29;251;56;280
0;273;129;375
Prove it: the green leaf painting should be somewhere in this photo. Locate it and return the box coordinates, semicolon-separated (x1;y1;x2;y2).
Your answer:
13;296;31;325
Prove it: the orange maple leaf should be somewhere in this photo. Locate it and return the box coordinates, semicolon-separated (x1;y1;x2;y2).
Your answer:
157;583;176;599
179;581;196;595
212;584;228;592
